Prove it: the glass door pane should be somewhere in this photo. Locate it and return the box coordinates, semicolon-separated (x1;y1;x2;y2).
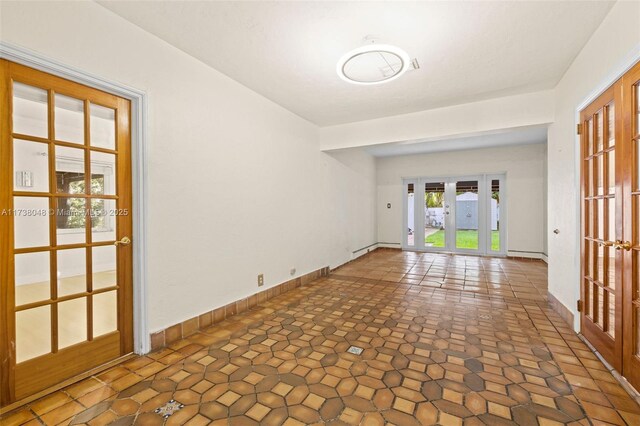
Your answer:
424;182;446;249
406;183;414;247
490;179;501;252
12;82;48;138
455;180;479;250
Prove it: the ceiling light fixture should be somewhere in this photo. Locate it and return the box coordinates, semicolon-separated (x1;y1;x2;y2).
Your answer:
337;39;414;85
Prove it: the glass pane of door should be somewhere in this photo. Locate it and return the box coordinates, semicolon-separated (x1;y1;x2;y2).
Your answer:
406;183;414;247
12;82;48;138
424;182;445;249
54;94;84;144
16;306;51;362
90;104;116;150
455;180;479;250
15;252;50;306
13;139;49;192
490;179;501;252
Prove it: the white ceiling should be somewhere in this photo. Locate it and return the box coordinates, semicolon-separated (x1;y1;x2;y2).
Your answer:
99;1;613;126
362;125;548;157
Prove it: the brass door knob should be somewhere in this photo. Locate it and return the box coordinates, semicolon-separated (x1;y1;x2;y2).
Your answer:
114;236;131;246
618;241;632;251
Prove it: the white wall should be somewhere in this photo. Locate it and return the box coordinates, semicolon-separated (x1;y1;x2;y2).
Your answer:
377;144;547;256
547;1;640;329
0;1;377;334
319;91;555;151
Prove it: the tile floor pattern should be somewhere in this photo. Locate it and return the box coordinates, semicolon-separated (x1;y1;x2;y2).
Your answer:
3;250;640;425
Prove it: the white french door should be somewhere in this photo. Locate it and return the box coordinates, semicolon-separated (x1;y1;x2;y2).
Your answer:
402;174;506;255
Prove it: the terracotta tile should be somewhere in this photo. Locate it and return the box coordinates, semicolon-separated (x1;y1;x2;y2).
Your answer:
65;378;104;399
393;397;416;414
0;408;36;426
245;403;270;421
217;390;241;407
165;323;183;344
581;401;626;424
199;312;213;329
87;410;117;425
76;386;117;408
302;393;324;410
212;307;225;324
111;398;140;416
182;317;200;337
150;331;165;350
12;251;640;426
39;401;85;425
31;392;72;416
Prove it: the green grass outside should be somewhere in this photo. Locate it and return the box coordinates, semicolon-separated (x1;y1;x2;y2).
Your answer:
425;230;500;251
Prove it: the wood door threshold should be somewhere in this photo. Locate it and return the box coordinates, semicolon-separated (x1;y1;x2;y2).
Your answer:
0;352;135;415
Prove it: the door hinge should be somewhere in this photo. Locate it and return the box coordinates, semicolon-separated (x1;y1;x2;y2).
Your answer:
577;123;582;135
577;300;583;312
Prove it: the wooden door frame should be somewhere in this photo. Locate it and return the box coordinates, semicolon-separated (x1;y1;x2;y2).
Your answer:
0;43;150;358
572;47;640;332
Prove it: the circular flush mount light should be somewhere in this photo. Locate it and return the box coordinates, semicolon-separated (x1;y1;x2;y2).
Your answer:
337;44;411;85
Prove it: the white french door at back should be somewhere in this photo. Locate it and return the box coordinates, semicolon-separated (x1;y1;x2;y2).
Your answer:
403;175;505;255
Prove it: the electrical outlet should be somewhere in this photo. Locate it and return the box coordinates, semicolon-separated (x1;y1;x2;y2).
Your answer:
290;268;296;276
257;274;264;287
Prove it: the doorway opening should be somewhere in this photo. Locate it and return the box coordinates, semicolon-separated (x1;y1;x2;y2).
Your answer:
403;174;506;255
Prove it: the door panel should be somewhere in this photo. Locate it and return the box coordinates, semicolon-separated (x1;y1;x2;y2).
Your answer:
424;181;446;249
454;180;481;251
404;181;416;249
580;60;640;391
580;85;622;371
622;63;640;391
488;178;502;253
0;60;133;406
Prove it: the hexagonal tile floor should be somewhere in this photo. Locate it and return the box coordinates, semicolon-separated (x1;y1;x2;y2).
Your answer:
2;250;640;425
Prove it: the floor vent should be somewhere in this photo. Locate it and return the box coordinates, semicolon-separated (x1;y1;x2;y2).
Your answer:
154;400;184;419
347;346;364;355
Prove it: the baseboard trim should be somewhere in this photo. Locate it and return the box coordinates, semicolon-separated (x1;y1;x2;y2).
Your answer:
507;250;545;260
378;244;401;251
352;242;378;255
149;266;330;351
547;291;574;327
